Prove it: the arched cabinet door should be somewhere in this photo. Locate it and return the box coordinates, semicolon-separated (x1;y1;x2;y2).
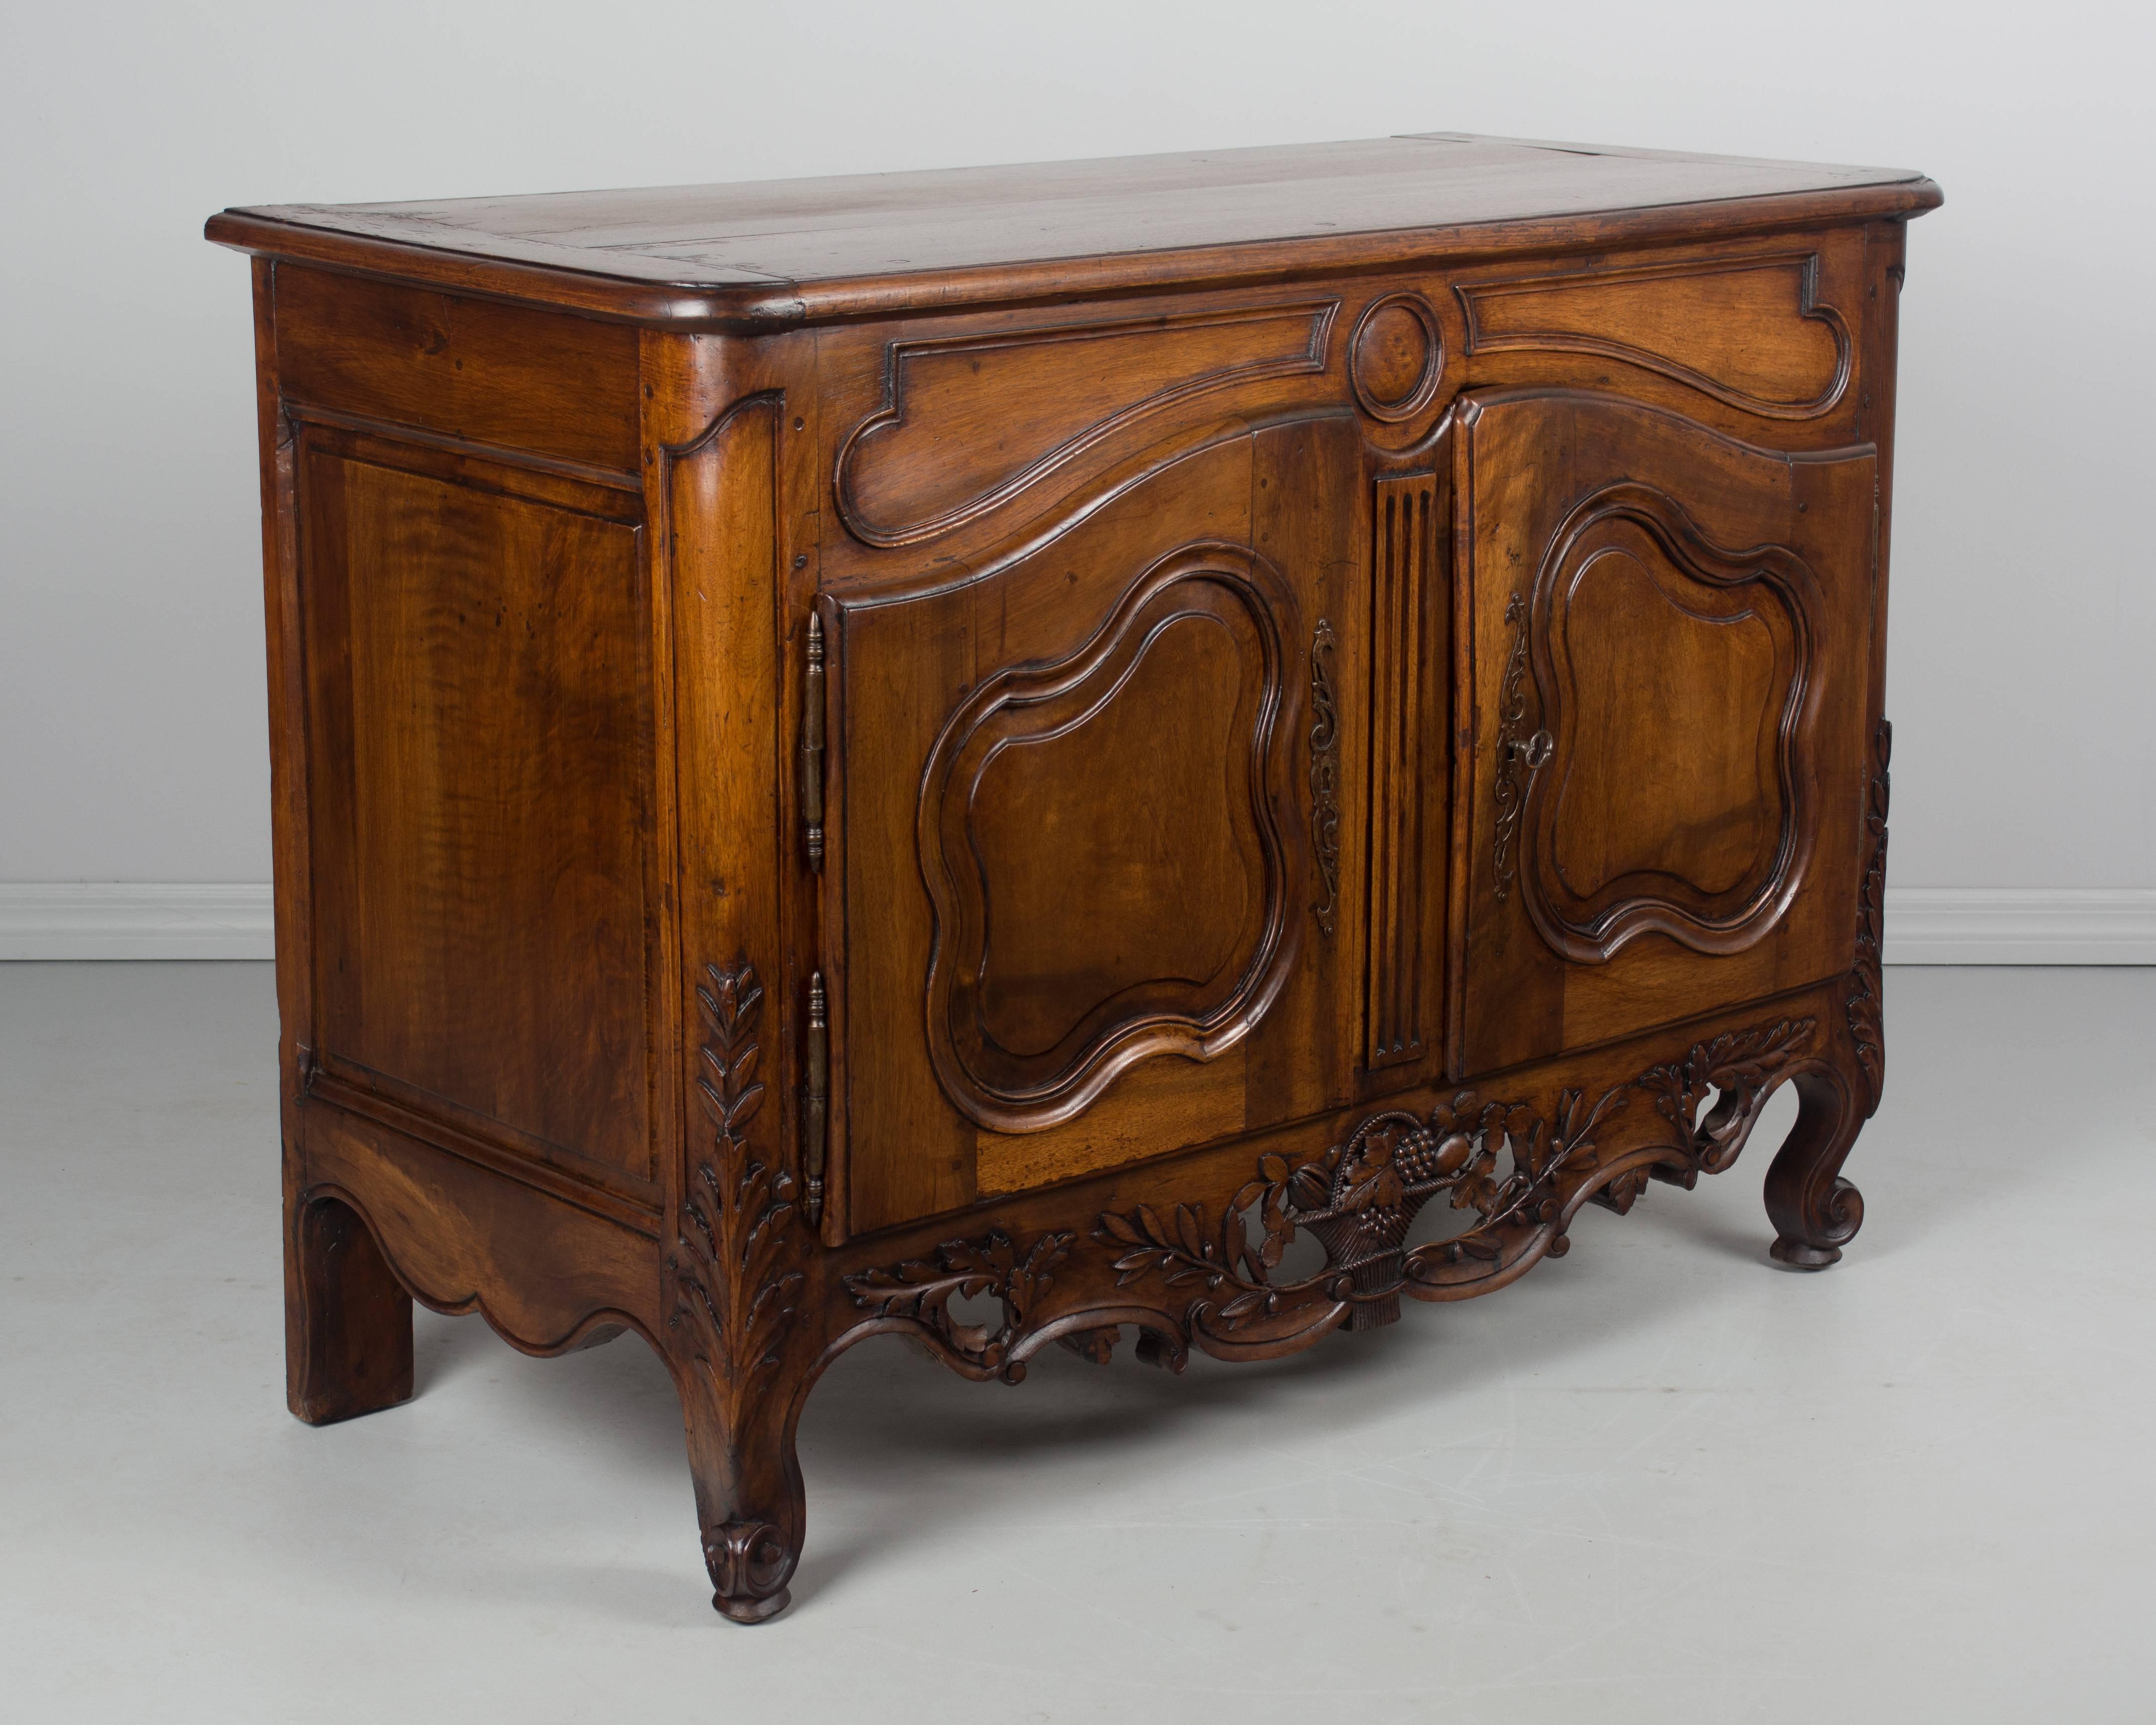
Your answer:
827;416;1365;1234
1453;389;1878;1075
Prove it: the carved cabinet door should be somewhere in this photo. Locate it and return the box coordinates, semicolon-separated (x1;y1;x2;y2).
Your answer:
1454;389;1879;1074
825;416;1365;1235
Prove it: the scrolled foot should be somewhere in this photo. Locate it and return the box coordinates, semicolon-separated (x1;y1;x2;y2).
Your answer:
705;1519;794;1622
1763;1065;1867;1269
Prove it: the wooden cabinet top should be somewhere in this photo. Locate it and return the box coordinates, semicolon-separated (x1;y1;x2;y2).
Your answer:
207;132;1940;330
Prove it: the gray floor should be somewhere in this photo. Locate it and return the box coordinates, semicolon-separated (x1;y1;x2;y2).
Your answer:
3;963;2152;1722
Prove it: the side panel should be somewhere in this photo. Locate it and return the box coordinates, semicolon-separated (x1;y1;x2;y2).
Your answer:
296;420;661;1215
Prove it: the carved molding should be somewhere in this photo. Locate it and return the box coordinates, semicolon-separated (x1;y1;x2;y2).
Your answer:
1634;1017;1819;1177
667;961;802;1399
1457;253;1852;420
834;301;1337;547
1309;618;1341;937
1367;471;1439;1066
1515;481;1823;961
1348;291;1444;423
1846;718;1890;1115
842;1226;1076;1383
918;541;1297;1132
1093;1015;1818;1352
1491;591;1551;901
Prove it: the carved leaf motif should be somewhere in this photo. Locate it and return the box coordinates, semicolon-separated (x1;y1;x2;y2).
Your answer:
1846;718;1890;1113
1091;1015;1826;1338
842;1226;1077;1381
669;960;800;1398
1634;1017;1815;1174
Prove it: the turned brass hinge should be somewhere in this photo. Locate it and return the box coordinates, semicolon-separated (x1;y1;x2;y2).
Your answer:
799;613;825;872
802;971;827;1227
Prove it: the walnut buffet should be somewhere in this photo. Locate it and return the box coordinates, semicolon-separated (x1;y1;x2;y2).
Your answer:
206;134;1940;1622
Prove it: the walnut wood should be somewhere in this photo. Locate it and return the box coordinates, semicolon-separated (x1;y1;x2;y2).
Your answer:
285;1180;413;1425
209;132;1937;1622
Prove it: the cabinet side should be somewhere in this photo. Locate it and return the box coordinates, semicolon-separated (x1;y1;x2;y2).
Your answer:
268;264;666;1229
250;257;313;1120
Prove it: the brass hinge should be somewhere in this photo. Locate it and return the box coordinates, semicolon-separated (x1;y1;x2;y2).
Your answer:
802;971;827;1227
799;613;825;872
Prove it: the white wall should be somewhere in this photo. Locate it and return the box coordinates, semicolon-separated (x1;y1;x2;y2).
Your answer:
3;2;2150;905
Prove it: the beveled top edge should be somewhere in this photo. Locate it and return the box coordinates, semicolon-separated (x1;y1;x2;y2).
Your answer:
206;132;1941;330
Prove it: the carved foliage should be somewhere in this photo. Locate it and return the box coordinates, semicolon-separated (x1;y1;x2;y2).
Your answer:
1634;1016;1817;1176
1846;718;1890;1114
1492;591;1552;900
1308;618;1341;936
1098;1082;1626;1336
1097;1015;1820;1344
843;1227;1076;1382
668;961;801;1402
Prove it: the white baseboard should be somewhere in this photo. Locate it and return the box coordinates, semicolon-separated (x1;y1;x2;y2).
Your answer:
0;884;275;960
1879;888;2156;965
2;883;2152;964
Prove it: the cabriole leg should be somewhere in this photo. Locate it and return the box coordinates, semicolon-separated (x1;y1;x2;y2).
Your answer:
676;1364;806;1624
1763;1063;1867;1269
285;1173;414;1424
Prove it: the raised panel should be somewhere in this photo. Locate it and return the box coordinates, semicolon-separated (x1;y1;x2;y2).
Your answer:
832;420;1363;1234
1455;390;1876;1077
1459;254;1850;419
274;266;642;476
1522;482;1821;961
833;301;1336;546
300;429;656;1203
922;545;1293;1130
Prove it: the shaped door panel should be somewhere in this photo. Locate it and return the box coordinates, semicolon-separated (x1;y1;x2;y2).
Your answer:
830;419;1363;1233
1456;390;1876;1075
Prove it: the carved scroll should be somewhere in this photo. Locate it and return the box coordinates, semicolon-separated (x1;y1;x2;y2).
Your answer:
1309;618;1341;937
1491;591;1551;901
842;1226;1076;1383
